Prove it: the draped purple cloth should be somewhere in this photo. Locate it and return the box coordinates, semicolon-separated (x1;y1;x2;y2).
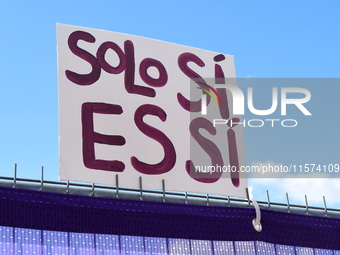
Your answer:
0;186;339;254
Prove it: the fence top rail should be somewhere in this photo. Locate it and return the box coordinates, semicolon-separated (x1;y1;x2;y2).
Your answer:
0;174;338;219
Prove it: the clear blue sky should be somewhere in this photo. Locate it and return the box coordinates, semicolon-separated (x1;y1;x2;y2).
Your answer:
1;1;340;207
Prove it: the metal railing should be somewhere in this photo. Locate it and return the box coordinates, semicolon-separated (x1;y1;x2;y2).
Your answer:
1;164;339;219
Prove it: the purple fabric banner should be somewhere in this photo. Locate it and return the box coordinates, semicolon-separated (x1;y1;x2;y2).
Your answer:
0;227;339;254
0;186;339;250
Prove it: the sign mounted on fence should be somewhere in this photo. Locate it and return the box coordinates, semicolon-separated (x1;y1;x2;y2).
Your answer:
57;24;247;198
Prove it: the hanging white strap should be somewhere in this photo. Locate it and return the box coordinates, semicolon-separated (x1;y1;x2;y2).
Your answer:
248;187;262;232
251;198;262;232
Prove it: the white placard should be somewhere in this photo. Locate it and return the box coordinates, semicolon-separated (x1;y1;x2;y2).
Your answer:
58;24;247;198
